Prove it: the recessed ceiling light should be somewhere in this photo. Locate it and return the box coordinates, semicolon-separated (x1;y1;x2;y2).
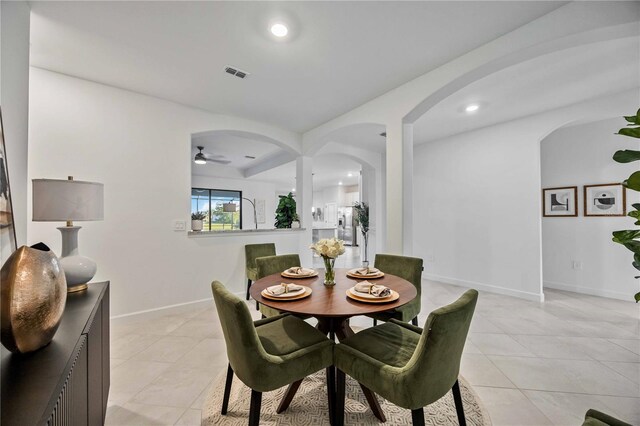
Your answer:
347;173;353;177
292;187;296;192
338;182;343;185
270;23;288;37
465;104;480;113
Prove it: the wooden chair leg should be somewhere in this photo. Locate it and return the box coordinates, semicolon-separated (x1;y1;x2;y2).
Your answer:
276;379;303;413
411;407;425;426
336;369;346;426
412;316;419;326
452;379;467;426
246;278;251;300
326;366;336;425
248;390;262;426
221;364;233;415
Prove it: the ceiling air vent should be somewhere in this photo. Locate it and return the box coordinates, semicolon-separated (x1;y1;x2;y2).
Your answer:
379;132;387;137
245;155;256;159
224;66;250;79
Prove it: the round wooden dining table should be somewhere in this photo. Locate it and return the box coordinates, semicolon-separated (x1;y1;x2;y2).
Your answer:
250;267;417;422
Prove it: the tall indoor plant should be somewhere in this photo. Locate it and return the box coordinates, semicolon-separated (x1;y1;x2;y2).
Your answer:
353;202;370;267
610;108;640;302
274;192;297;228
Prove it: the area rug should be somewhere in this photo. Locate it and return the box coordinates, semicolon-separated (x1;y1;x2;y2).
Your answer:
202;370;491;425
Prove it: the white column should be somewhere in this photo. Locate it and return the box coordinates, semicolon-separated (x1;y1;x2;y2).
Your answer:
296;156;313;266
402;123;414;255
385;120;413;255
360;164;377;263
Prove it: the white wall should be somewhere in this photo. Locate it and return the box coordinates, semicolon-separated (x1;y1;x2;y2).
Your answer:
28;68;304;317
541;118;640;300
413;92;637;302
1;1;30;250
192;175;279;230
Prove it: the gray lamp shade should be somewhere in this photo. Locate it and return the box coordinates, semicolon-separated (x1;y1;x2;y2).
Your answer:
222;202;237;213
32;178;104;222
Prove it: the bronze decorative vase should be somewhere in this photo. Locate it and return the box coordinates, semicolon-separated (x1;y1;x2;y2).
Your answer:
1;243;67;353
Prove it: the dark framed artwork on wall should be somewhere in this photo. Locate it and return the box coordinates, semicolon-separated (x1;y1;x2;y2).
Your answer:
584;183;626;217
0;108;18;266
543;186;578;217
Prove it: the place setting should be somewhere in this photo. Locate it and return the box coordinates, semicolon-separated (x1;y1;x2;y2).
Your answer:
346;266;385;279
261;282;313;301
281;266;318;278
346;281;399;304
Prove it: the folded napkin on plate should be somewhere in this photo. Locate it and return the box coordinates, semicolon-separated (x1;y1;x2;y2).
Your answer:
266;283;304;296
354;281;391;297
285;267;315;276
355;267;380;275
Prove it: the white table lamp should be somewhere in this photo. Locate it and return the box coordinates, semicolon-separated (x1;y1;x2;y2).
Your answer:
32;177;104;292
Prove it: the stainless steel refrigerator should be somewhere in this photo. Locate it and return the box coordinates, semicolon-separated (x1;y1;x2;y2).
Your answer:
337;207;358;246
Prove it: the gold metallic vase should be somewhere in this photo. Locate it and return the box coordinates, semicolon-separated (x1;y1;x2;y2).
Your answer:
1;243;67;353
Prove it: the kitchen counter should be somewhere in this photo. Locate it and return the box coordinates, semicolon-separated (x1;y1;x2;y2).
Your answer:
312;227;337;242
188;228;306;237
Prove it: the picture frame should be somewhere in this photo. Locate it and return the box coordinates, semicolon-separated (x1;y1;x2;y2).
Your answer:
0;107;18;266
542;186;578;217
255;199;266;224
584;183;626;217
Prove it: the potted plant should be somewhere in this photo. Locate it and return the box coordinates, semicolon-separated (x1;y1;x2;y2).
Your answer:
191;211;207;231
353;202;370;267
274;192;297;228
291;213;301;229
610;108;640;302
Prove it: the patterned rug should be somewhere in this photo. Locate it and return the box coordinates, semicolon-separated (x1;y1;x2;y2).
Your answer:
202;370;491;425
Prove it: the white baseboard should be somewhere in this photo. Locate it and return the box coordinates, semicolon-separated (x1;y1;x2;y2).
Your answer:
424;273;545;302
543;280;630;301
109;291;243;324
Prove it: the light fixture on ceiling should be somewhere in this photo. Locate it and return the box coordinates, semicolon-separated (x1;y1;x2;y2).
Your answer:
270;23;288;37
338;181;343;186
347;172;353;177
465;104;480;113
194;146;207;164
292;188;296;192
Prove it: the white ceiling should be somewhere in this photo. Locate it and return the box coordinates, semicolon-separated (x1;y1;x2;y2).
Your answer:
249;155;361;191
413;37;640;144
191;131;281;170
30;1;566;133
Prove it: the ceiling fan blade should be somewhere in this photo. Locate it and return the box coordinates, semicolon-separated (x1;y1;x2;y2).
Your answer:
206;158;232;165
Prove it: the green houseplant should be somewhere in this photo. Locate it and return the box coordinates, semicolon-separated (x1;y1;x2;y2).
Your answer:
611;108;640;302
353;202;370;267
274;192;297;228
191;211;207;232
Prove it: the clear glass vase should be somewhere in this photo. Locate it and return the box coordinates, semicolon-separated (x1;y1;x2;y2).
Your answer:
323;256;336;286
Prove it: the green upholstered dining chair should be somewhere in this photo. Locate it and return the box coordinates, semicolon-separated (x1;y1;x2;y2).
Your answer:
368;254;424;326
335;289;478;426
582;409;632;426
245;243;276;301
211;281;335;426
256;254;302;318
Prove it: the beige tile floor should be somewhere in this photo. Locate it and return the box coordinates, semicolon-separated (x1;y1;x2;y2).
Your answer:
106;280;639;425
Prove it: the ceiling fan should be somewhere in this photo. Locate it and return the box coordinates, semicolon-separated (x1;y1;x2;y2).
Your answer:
194;146;231;165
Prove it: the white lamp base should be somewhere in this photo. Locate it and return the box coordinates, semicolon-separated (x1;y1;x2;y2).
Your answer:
58;226;97;292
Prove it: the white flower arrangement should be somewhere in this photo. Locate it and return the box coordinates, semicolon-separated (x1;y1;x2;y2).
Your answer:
310;238;346;259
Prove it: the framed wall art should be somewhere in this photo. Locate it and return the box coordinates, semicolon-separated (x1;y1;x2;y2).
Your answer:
543;186;578;217
255;199;266;224
0;107;18;266
584;183;626;217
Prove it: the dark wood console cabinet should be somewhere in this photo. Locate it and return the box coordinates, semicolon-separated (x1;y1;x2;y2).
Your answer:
1;282;110;425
